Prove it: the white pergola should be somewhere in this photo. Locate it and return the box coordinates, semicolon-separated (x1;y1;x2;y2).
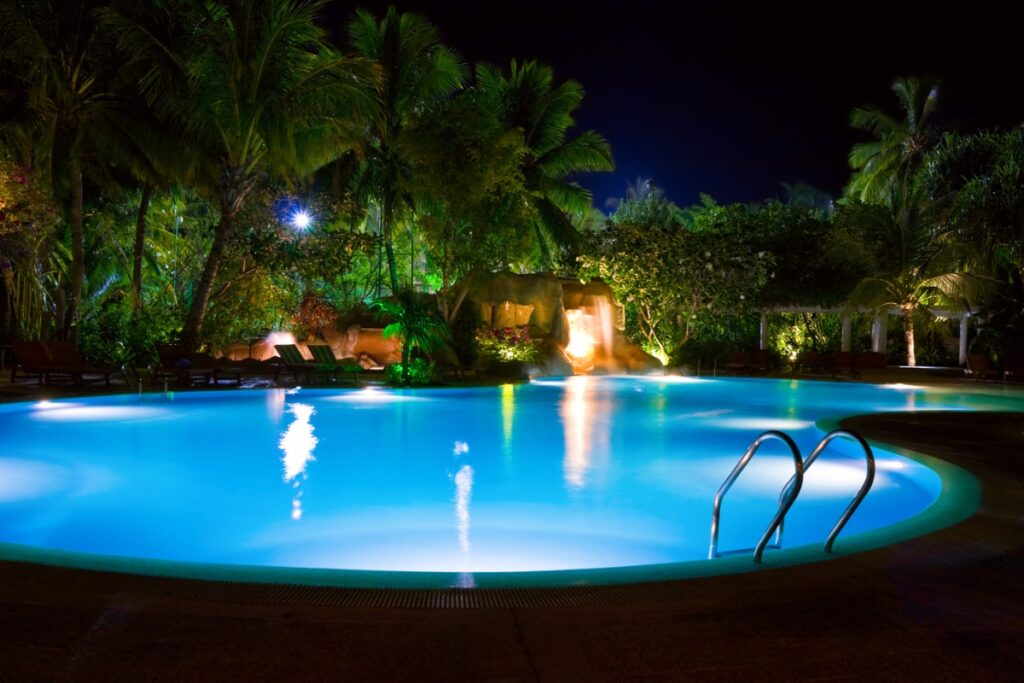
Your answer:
758;305;974;366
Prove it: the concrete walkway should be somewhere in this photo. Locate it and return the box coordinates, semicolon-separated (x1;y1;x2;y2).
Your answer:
1;377;1023;680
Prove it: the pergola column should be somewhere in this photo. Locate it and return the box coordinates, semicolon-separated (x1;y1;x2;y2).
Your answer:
841;316;852;352
759;311;769;351
959;313;970;366
871;313;888;353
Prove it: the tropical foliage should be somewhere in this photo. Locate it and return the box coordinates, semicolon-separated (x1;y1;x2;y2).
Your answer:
579;191;771;362
834;186;979;366
372;287;450;385
476;326;539;363
1;0;1022;379
846;76;941;202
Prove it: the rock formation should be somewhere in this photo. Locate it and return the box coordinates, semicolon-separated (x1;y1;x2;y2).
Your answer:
472;272;662;376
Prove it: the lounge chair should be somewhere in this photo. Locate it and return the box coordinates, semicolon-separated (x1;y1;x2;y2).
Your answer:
829;351;857;378
965;354;999;381
726;351;752;374
1004;354;1024;382
273;344;315;384
42;341;117;386
854;351;887;371
154;343;216;387
752;350;773;373
795;351;823;374
307;344;362;383
10;340;50;384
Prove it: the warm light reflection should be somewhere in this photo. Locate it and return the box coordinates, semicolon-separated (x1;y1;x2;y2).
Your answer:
881;383;925;391
454;464;474;553
501;383;515;461
279;402;318;520
560;376;611;489
266;389;286;421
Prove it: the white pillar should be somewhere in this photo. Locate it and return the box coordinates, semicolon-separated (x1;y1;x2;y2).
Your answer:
871;314;888;353
959;313;970;366
841;316;852;352
759;311;769;351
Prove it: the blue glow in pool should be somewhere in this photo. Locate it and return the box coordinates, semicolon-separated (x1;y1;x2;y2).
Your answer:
0;377;1017;587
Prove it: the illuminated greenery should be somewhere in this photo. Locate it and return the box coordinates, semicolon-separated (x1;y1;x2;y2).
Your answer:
1;1;1022;376
580;190;771;362
476;326;539;363
372;287;450;385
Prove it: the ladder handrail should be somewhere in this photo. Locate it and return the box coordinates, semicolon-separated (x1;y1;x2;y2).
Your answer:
708;430;804;564
778;429;875;553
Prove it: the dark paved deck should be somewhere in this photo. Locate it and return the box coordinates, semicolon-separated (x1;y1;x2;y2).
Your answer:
1;392;1023;679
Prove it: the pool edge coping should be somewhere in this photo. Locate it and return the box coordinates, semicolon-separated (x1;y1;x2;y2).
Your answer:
0;390;984;591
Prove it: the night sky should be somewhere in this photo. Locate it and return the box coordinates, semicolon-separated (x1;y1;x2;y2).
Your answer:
324;1;1024;209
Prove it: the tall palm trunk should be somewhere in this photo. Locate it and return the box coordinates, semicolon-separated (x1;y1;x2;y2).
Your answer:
181;211;234;350
902;306;916;367
64;165;85;340
381;190;400;293
131;184;153;312
181;171;251;350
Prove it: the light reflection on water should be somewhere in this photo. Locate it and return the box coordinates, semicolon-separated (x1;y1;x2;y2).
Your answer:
279;402;317;520
1;378;1018;573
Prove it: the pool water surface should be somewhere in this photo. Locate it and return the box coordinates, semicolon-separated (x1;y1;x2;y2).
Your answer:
0;377;1018;587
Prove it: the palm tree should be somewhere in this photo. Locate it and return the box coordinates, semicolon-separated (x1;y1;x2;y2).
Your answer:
0;0;124;337
102;0;377;348
837;183;979;366
476;60;613;261
372;287;449;385
348;5;466;293
846;76;941;203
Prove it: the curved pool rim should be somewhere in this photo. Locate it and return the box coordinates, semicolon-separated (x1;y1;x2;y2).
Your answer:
0;383;982;590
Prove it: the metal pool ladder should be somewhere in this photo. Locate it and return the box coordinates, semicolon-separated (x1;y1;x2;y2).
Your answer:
708;429;876;563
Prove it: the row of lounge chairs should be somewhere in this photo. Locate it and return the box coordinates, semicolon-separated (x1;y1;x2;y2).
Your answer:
965;354;1024;382
273;344;363;384
9;340;120;386
794;351;887;377
723;350;887;378
9;341;366;388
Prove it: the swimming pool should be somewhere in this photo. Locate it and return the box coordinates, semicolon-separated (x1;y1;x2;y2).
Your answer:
0;377;1017;588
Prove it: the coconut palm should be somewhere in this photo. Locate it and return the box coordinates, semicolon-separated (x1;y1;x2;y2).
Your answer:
836;183;979;366
101;0;378;348
371;287;450;385
846;76;941;203
348;5;467;293
0;0;125;337
476;60;613;261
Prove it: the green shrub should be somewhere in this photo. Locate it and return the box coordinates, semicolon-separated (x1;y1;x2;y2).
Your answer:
476;326;539;363
384;358;436;385
77;299;181;366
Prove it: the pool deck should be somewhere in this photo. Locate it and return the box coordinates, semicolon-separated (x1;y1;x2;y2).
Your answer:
1;371;1023;680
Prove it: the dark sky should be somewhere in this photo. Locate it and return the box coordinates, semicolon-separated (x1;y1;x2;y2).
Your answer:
323;1;1024;209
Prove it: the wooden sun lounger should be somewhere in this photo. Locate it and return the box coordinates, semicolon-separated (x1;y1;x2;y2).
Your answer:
10;340;50;384
307;344;362;383
42;341;117;386
965;354;1000;381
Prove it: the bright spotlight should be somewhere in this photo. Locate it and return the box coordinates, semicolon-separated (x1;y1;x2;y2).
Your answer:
291;209;312;230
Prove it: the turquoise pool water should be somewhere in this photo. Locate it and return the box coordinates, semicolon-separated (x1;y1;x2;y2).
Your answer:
0;377;1017;587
